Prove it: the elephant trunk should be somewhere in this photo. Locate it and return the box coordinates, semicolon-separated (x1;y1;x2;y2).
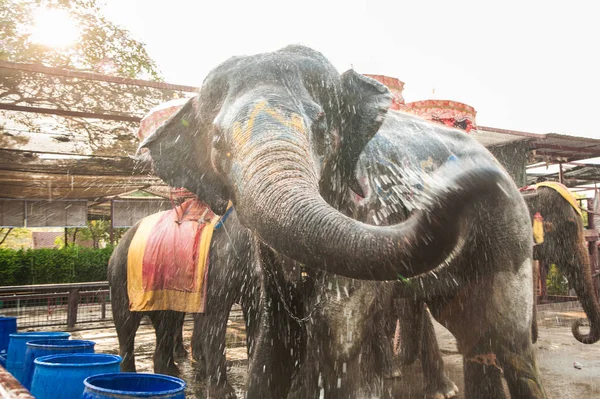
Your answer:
229;116;506;281
569;240;600;344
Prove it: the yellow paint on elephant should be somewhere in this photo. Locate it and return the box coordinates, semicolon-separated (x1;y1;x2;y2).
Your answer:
233;101;307;150
532;212;544;244
127;209;220;313
535;181;582;217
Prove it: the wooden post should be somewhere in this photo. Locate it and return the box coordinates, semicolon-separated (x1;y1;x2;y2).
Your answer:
100;293;106;320
539;260;548;302
558;162;564;184
109;199;114;245
64;227;68;246
588;198;599;297
66;288;80;328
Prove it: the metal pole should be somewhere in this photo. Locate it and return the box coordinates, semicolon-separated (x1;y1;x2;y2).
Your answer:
109;200;114;245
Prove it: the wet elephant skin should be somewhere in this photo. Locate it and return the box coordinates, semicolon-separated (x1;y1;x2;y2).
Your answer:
135;45;544;398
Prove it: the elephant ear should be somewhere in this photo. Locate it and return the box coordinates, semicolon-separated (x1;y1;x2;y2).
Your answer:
138;96;230;214
339;70;393;197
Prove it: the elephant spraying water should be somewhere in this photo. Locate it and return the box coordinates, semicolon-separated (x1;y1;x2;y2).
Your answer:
137;45;545;398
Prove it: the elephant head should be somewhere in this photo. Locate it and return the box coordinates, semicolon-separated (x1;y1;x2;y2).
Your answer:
139;45;504;281
523;186;600;344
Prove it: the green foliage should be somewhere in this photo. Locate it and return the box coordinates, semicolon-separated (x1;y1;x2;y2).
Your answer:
546;264;569;296
0;245;113;285
0;228;32;248
0;0;183;156
574;193;589;227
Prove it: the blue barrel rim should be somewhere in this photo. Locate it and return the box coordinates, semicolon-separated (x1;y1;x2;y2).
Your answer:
26;339;96;349
34;353;122;367
83;372;186;397
0;316;17;320
9;331;70;339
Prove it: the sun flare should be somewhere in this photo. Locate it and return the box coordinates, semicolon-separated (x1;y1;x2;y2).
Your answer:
30;8;80;49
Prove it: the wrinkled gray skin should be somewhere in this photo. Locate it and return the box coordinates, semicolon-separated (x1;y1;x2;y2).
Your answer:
523;187;600;344
291;115;547;399
140;45;540;398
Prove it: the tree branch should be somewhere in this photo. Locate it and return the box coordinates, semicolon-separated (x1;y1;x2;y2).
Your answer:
0;228;14;246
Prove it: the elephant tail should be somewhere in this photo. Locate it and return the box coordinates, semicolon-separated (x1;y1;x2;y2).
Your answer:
571;318;600;344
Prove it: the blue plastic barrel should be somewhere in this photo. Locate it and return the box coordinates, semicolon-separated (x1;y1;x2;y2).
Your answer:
5;331;70;383
0;316;17;367
83;373;186;399
22;339;96;389
30;353;122;399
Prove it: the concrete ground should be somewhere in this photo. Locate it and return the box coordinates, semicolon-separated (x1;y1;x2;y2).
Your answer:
62;302;598;398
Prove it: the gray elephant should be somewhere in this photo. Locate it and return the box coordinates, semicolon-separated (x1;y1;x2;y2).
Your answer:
108;208;260;398
521;183;600;344
384;182;600;398
287;113;545;398
139;45;543;398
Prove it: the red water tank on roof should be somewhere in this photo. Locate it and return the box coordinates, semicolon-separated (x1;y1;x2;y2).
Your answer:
364;75;405;110
404;100;477;132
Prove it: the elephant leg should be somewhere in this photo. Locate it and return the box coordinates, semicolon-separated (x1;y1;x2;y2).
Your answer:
383;296;423;379
382;318;401;379
149;311;180;376
245;265;300;399
463;331;545;399
113;308;142;372
430;266;546;399
463;357;507;399
398;299;424;365
531;260;539;343
497;338;546;399
173;313;188;360
420;310;459;399
197;307;236;399
191;314;207;380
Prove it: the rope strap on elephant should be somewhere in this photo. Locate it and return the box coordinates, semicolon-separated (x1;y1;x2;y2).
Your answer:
127;198;232;313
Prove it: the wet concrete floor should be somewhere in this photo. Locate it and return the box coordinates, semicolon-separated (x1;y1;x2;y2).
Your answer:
60;302;599;398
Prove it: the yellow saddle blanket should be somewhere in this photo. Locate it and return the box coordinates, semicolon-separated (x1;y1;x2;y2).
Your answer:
127;199;220;313
535;181;582;217
522;182;582;245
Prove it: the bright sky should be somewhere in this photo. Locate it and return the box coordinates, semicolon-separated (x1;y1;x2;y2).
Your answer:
103;0;599;139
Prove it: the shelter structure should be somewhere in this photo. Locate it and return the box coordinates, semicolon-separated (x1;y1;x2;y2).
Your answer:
1;65;599;275
0;61;198;238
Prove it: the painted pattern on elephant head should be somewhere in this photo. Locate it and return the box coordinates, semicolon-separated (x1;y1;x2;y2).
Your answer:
139;45;506;281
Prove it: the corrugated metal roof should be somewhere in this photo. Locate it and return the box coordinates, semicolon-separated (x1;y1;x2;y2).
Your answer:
477;126;600;162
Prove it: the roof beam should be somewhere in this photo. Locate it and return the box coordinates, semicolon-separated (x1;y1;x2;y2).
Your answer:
0;103;141;122
0;60;199;92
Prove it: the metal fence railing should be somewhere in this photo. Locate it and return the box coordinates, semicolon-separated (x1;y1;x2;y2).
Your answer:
0;282;110;329
0;282;246;335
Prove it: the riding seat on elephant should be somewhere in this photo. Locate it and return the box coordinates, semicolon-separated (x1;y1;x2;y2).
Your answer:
108;197;267;399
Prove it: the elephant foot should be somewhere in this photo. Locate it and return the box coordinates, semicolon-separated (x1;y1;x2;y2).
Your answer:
207;383;237;399
120;360;136;373
424;376;459;399
155;362;181;377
